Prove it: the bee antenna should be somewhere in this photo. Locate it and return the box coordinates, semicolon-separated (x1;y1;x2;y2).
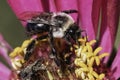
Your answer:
62;10;78;14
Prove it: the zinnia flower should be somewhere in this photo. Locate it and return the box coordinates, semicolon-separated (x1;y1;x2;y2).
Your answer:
0;0;119;80
0;34;13;80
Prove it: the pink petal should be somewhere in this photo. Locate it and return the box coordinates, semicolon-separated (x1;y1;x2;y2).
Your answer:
0;34;12;66
99;27;112;62
0;47;11;66
0;62;11;80
48;0;57;12
55;0;78;22
0;34;12;51
99;0;119;62
78;0;96;40
111;45;120;79
7;0;44;26
92;0;102;35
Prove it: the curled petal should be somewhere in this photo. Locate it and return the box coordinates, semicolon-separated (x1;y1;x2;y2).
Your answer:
0;62;11;80
111;45;120;79
99;0;119;62
0;34;12;66
92;0;102;35
0;34;12;51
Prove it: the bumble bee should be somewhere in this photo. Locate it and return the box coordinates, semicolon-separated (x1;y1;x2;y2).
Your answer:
21;10;81;63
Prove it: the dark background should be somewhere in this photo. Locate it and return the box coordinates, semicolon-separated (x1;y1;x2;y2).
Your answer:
0;0;26;48
0;0;120;49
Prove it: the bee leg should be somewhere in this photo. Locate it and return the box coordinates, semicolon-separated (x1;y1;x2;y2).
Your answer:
63;33;72;45
36;34;48;41
48;29;57;58
62;10;78;14
24;40;36;61
24;35;48;61
75;29;81;45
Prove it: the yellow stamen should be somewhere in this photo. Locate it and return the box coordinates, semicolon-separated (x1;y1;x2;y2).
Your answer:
74;58;87;67
92;71;99;78
99;53;109;59
86;43;93;53
47;70;53;80
95;56;100;66
9;47;23;58
88;57;95;67
74;37;108;79
21;39;32;48
88;73;95;80
89;40;96;45
99;73;105;80
94;47;102;55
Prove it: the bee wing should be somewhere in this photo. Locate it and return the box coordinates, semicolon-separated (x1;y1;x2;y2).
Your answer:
19;11;55;26
18;11;42;21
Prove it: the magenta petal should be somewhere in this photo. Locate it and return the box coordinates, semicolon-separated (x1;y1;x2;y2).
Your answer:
78;0;96;40
55;0;78;21
48;0;57;12
7;0;44;17
99;27;112;62
111;45;120;79
7;0;44;26
0;34;12;66
92;0;102;35
99;0;119;60
0;62;11;80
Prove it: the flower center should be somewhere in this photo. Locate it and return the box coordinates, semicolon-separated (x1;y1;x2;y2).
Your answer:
9;36;116;80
